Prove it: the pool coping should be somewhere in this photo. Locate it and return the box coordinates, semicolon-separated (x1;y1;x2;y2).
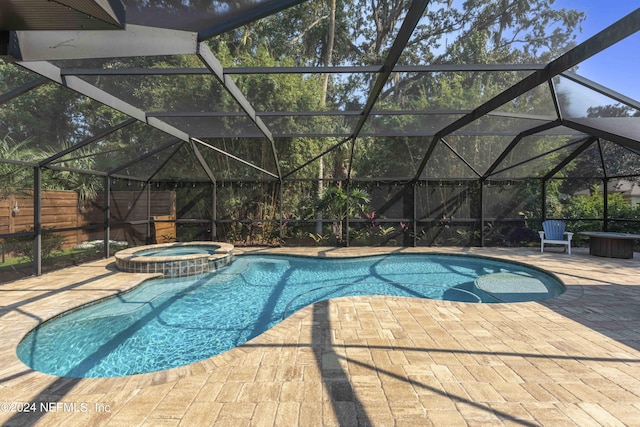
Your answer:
114;241;234;277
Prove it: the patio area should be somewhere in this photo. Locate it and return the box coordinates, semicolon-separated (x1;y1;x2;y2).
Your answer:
1;247;639;426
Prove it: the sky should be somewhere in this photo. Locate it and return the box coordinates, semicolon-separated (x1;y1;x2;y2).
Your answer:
553;0;640;102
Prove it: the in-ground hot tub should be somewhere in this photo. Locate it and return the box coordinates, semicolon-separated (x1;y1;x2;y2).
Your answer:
115;242;234;277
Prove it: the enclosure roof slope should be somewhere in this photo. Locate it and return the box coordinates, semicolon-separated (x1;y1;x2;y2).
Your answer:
0;0;125;30
123;0;308;37
0;2;639;182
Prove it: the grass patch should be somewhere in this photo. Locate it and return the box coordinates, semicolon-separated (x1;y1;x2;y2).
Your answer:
0;242;127;280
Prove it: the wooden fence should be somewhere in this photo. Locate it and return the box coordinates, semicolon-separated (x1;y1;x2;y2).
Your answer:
0;190;176;250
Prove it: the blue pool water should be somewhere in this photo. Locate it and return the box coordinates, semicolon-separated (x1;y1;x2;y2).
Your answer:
134;245;219;257
17;254;563;378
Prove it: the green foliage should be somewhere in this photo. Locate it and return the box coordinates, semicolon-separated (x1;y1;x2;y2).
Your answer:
0;135;37;198
0;1;589;189
349;223;403;246
4;228;65;262
562;185;640;229
314;186;371;242
316;186;371;219
7;1;639;251
374;225;398;245
308;232;330;245
564;184;603;219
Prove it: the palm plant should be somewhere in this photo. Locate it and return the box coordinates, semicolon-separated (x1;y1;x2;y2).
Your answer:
0;134;39;198
316;186;371;243
41;141;103;209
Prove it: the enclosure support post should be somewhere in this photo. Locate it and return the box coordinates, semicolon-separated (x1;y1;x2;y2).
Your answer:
212;182;217;240
413;182;417;247
603;178;609;231
541;180;547;221
345;180;350;247
279;181;284;246
104;176;111;258
33;166;42;275
480;180;485;247
146;183;151;243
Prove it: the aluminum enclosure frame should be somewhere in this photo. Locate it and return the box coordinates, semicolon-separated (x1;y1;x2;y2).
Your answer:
1;3;640;276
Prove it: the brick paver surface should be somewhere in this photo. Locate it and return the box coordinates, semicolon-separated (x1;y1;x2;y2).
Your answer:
1;247;639;426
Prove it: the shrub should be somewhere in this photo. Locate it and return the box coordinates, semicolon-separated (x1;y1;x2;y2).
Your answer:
4;227;65;262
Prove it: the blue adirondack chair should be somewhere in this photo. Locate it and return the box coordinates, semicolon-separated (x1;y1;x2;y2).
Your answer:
539;220;573;254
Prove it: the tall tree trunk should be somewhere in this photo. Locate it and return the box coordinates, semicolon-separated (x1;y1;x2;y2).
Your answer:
317;0;337;235
321;0;336;106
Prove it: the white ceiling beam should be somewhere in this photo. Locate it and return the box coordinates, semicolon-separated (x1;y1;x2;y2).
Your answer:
10;25;197;61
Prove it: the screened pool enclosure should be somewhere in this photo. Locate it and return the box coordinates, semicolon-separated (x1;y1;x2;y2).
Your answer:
1;1;639;279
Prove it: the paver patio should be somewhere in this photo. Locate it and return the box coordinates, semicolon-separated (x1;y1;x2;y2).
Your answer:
1;247;639;426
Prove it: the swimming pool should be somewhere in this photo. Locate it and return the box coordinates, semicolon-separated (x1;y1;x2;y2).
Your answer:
17;253;564;378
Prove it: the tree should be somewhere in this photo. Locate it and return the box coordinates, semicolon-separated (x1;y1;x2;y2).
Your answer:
0;0;596;247
560;103;640;197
